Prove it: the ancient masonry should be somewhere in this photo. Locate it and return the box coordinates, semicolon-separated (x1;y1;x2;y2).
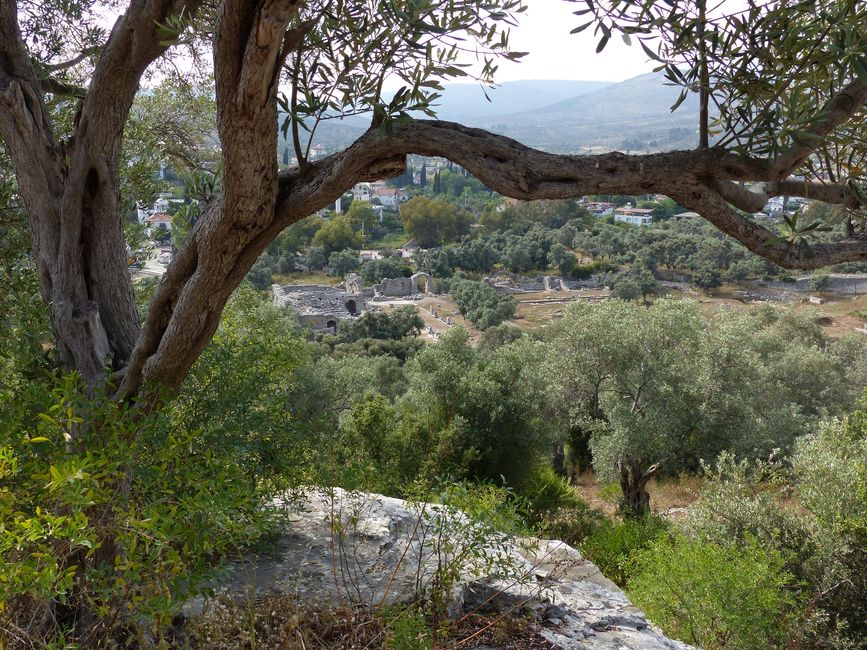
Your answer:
272;283;369;333
272;271;436;333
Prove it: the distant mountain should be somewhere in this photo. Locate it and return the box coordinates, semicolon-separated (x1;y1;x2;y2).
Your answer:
470;72;700;153
417;79;612;121
278;74;699;156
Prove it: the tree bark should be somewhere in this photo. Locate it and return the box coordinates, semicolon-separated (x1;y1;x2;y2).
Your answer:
2;0;867;401
619;457;660;519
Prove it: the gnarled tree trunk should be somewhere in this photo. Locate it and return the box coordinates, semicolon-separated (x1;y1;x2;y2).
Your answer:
619;457;660;519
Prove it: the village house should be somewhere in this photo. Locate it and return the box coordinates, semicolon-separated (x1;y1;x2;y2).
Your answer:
145;212;173;236
583;201;615;217
372;186;407;208
614;206;654;226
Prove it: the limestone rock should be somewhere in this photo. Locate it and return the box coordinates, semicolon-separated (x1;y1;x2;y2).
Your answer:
189;488;690;649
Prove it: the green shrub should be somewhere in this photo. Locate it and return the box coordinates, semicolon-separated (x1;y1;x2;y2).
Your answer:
448;276;516;330
521;467;604;546
580;515;669;586
629;535;799;650
684;420;867;649
0;374;277;645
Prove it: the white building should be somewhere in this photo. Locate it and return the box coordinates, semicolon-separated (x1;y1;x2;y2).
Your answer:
614;207;654;226
372;187;407;208
145;212;173;236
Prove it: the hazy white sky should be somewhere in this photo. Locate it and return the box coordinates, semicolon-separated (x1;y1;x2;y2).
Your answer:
491;2;656;83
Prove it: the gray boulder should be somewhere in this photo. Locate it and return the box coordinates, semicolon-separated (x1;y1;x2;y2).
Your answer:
186;488;690;649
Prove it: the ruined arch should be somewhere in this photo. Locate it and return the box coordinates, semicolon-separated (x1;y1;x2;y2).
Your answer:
411;272;434;295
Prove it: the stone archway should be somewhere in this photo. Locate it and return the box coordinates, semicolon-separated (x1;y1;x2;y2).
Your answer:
326;319;337;334
411;272;434;294
345;299;357;315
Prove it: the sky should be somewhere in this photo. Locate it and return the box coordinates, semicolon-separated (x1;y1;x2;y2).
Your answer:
485;2;657;83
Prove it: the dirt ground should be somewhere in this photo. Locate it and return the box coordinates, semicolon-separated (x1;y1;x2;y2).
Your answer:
573;471;704;520
377;295;483;342
509;283;867;339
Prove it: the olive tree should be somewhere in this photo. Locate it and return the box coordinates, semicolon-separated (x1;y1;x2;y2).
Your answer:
1;0;866;401
0;0;866;629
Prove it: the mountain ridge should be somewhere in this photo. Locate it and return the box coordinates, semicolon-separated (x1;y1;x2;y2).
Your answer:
278;73;700;156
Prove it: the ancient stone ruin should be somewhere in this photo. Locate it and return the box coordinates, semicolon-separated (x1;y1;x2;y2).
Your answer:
370;271;435;298
272;271;438;332
272;283;369;333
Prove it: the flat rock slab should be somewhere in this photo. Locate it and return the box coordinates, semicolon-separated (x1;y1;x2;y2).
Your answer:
186;489;690;650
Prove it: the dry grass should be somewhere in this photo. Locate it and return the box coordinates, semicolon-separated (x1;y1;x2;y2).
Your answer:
181;594;555;649
185;596;389;649
573;471;704;520
511;290;609;330
273;271;341;286
646;474;704;518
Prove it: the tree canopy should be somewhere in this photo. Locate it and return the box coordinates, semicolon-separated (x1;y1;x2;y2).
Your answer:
1;0;866;398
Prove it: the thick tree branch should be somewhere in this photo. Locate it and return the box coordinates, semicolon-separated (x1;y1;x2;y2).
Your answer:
39;76;87;98
712;178;867;214
770;79;867;178
672;181;867;269
238;0;302;106
124;116;867;398
42;50;92;72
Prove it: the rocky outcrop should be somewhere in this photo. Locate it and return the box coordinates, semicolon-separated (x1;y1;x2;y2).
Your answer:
187;489;689;649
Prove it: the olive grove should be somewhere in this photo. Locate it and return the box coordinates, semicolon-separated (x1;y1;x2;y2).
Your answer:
0;0;865;398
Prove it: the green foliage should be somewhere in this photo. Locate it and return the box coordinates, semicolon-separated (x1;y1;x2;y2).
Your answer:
809;273;831;291
629;535;799;650
326;248;361;277
326;328;557;493
481;200;593;232
578;0;867;175
446;276;516;330
683;417;867;650
400;196;472;247
280;0;526;160
121;80;216;217
312;216;364;255
420;248;454;278
175;284;310;491
338;305;424;342
382;606;432;650
0;373;279;644
304;244;327;270
691;262;722;292
580;515;669;586
542;298;862;511
345;200;379;231
520;467;604;546
479;322;525;352
360;255;410;283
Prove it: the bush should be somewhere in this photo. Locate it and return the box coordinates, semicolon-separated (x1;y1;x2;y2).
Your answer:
326;248;361;277
448;276;516;330
684;421;867;649
580;515;670;586
0;286;305;645
360;256;410;284
338;305;424;342
0;375;277;645
629;535;799;650
520;467;604;546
